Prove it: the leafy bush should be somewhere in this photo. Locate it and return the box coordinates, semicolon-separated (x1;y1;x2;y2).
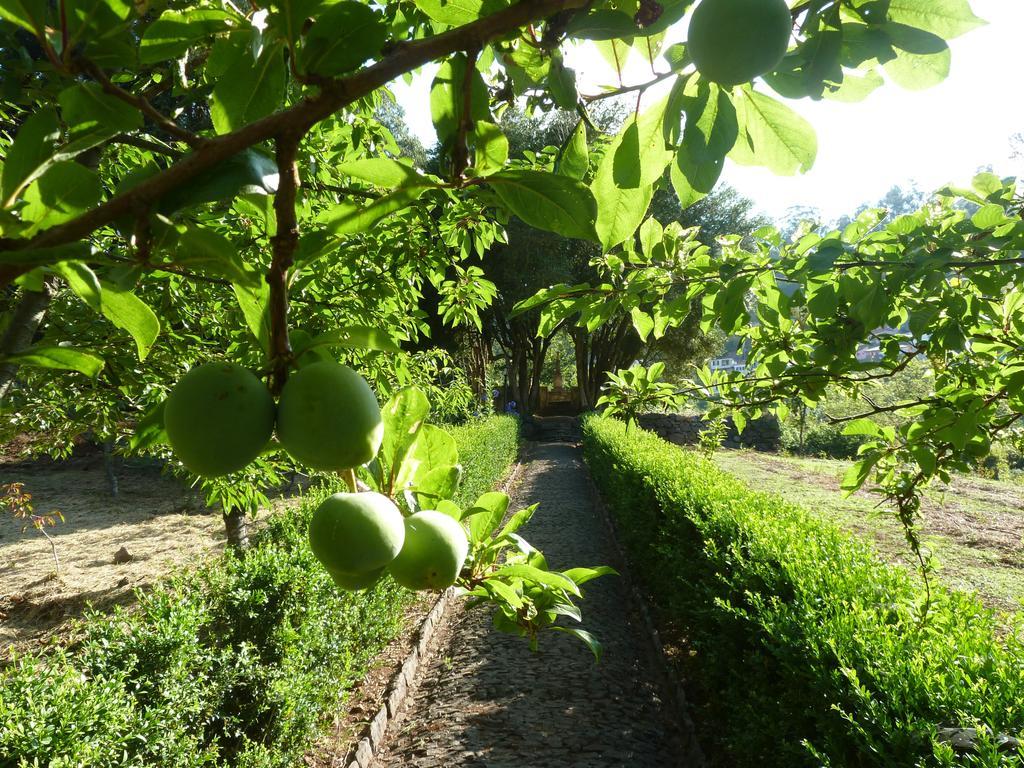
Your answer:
582;414;1024;768
0;416;518;767
781;421;868;459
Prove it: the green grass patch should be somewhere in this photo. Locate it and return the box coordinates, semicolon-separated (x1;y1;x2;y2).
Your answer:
0;415;519;767
582;415;1024;767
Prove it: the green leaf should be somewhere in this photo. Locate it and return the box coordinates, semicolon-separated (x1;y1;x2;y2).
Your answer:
551;626;602;662
300;1;386;76
823;70;885;103
53;261;102;311
730;87;817;175
496;504;536;540
410;424;459;474
0;0;48;34
561;565;618;586
58;82;142;154
842;418;883;437
1;345;104;377
670;144;723;209
886;0;985;39
129;400;168;451
380;387;431;490
557;120;589;180
232;280;271;352
473;122;509;176
21;162;103;232
566;9;636;39
630;306;654;342
467;491;509;544
1;107;60;207
64;0;131;49
336;158;423;188
302;325;402;354
411;465;461;507
414;0;507;26
140;9;233;63
592;162;653;250
171;225;258;285
612;96;673;188
316;186;428;236
678;77;738;163
547;60;577;110
98;282;161;360
159;149;278;214
435;499;463;520
430;54;489;143
488;170;598;242
210;38;286;134
492;564;580;596
840;456;876;495
481;577;524;610
882;23;950;90
971;204;1006;229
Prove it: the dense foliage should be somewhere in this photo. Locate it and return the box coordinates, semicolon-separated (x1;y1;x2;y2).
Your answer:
582;415;1024;767
0;415;518;768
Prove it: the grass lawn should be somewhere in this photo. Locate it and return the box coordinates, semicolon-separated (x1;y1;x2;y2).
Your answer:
712;449;1024;613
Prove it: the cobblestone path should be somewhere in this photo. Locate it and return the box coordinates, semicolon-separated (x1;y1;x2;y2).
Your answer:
373;437;687;768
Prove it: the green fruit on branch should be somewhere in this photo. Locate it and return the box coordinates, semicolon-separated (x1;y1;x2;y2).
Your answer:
329;566;385;591
687;0;792;86
163;362;275;477
388;510;469;591
308;491;405;577
276;361;384;471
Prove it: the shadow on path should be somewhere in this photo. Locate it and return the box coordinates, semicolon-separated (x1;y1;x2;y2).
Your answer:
373;440;688;768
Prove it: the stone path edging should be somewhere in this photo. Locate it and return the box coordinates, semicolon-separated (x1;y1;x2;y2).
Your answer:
336;456;527;768
582;462;706;767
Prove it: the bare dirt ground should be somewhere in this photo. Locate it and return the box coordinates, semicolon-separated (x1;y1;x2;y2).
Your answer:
0;452;274;656
713;450;1024;612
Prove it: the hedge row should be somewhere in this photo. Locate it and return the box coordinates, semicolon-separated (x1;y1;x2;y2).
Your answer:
581;415;1024;767
0;414;519;768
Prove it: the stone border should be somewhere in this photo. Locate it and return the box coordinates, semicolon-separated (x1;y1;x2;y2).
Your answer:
581;447;707;767
337;456;526;768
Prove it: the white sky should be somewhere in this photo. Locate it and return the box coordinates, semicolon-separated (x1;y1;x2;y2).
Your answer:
393;0;1024;223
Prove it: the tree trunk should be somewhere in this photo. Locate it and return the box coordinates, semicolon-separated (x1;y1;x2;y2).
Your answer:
224;508;250;550
102;440;119;497
0;279;58;401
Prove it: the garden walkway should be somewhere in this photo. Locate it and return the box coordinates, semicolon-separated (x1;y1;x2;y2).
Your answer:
372;419;690;768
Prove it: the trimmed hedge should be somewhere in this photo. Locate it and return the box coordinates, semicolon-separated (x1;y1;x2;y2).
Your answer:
0;415;518;768
582;415;1024;768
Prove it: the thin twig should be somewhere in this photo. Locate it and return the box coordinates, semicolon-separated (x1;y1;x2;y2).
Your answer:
78;59;206;149
452;47;481;181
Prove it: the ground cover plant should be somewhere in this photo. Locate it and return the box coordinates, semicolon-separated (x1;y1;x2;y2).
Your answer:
582;414;1024;767
713;449;1024;613
0;414;517;767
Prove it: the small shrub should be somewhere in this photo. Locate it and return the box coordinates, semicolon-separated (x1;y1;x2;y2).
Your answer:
582;414;1024;767
781;421;867;459
0;416;519;767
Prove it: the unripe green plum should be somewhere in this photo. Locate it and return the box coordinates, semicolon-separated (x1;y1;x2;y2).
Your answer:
163;362;275;477
388;510;469;591
329;566;385;591
308;491;404;575
687;0;792;86
276;361;384;471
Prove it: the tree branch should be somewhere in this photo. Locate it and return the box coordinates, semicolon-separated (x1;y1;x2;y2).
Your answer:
0;0;587;286
78;59;206;149
268;135;302;394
